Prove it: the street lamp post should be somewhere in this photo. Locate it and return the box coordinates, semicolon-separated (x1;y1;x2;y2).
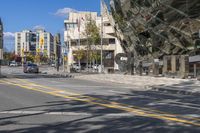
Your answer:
63;53;65;72
62;45;66;72
0;61;1;78
78;18;82;72
100;6;104;73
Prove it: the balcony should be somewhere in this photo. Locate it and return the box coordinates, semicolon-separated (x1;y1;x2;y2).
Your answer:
71;44;116;51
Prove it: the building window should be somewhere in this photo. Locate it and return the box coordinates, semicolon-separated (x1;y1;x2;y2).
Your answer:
109;38;115;44
167;59;171;71
65;23;77;30
104;23;111;26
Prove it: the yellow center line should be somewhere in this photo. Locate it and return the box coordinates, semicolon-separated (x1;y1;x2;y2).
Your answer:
1;79;200;120
2;78;200;122
12;78;200;121
1;79;200;126
12;78;80;96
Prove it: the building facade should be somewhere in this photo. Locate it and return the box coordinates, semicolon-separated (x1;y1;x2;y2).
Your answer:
188;55;200;78
163;55;189;78
15;30;36;56
0;18;3;60
64;12;124;71
15;29;54;59
35;29;54;59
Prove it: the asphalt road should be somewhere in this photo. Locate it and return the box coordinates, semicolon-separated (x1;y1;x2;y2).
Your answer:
0;66;200;133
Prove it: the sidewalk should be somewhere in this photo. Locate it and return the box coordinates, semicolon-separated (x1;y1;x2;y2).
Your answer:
76;74;200;95
42;67;84;78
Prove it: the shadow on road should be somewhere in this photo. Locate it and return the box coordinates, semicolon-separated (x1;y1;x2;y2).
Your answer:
1;81;200;133
1;73;73;79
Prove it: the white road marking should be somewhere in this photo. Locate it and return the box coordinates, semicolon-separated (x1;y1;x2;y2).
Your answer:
109;90;127;94
0;111;133;117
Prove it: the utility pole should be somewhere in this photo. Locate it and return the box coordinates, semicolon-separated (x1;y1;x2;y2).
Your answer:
100;0;104;73
63;54;65;72
78;17;81;72
0;58;1;78
54;33;61;72
62;44;66;73
0;18;3;78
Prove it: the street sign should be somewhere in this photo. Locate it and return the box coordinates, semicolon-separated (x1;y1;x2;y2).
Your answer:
37;48;40;53
40;35;44;46
120;57;128;61
154;59;159;63
62;48;68;56
64;52;68;56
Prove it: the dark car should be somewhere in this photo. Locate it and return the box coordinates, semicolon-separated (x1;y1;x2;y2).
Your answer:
23;63;39;73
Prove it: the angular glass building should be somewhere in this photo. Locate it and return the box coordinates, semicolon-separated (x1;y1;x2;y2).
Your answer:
109;0;200;59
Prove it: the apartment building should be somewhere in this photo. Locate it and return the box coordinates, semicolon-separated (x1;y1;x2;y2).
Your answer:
15;29;54;59
35;29;54;58
15;30;36;56
64;12;123;71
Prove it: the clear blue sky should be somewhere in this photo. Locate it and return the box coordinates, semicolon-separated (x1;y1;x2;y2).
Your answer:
0;0;101;51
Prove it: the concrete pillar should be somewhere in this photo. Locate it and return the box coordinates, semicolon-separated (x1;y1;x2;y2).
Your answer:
0;49;3;60
163;56;168;74
153;63;159;76
171;55;176;73
67;40;72;73
179;55;189;78
194;64;197;78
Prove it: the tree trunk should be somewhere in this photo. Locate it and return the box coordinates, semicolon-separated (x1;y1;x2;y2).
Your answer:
86;40;89;73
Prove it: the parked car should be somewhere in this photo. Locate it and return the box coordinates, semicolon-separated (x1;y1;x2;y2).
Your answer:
9;61;18;67
51;63;56;67
72;63;81;71
92;64;99;70
23;63;39;73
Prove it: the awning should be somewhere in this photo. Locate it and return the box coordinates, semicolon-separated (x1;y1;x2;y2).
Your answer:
189;55;200;63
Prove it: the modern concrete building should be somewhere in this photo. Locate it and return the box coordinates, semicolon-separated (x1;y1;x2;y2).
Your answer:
15;29;54;59
0;18;3;60
15;30;36;56
64;11;124;71
35;29;54;59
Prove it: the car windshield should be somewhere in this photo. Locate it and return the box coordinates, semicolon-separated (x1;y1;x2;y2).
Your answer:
28;64;37;67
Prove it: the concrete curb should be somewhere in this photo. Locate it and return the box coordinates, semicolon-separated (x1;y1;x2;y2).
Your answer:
41;72;75;78
151;86;200;96
0;75;7;78
52;73;74;78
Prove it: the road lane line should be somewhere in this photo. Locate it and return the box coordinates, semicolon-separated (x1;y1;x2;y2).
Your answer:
13;78;80;96
0;110;135;117
1;79;200;126
3;78;200;122
109;90;127;94
12;78;200;122
3;79;200;121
